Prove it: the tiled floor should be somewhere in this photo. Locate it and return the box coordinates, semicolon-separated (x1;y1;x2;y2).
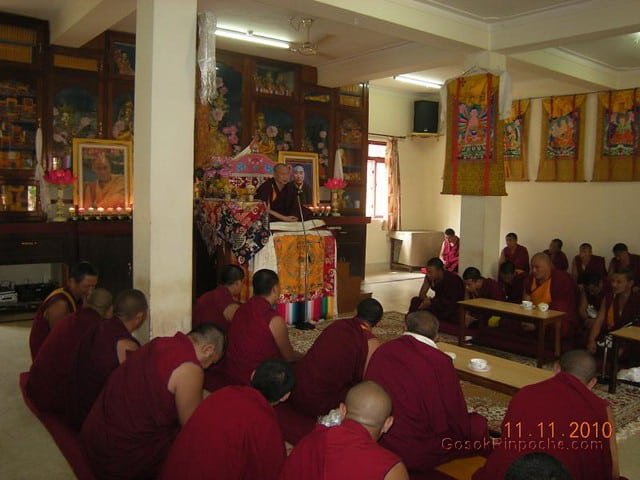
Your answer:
0;268;637;479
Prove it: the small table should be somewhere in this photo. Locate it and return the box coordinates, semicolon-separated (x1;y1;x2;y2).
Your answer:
437;342;554;395
608;326;640;394
458;298;566;368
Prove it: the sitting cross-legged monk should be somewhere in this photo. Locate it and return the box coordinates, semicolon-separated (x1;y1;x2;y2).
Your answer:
65;289;148;430
29;261;99;360
498;261;525;304
499;233;530;275
206;269;302;391
255;163;300;222
571;243;607;280
408;258;465;334
280;381;410;480
439;228;460;273
160;359;294;480
505;453;572;480
544;238;569;272
26;288;113;413
365;311;489;474
473;350;621;480
192;264;244;331
462;267;505;327
81;323;225;480
608;243;640;281
577;273;609;333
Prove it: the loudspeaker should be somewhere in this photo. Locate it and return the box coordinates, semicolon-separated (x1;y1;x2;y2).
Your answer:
413;100;439;133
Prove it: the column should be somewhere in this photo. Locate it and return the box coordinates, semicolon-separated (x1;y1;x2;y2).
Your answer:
133;0;197;340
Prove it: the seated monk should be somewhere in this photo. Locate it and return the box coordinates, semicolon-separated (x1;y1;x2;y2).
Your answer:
65;289;148;430
544;238;569;272
587;268;640;355
473;350;621;480
26;288;113;413
280;381;409;480
439;228;460;273
81;323;225;480
499;232;530;275
365;311;489;474
498;261;525;304
578;273;609;332
206;269;302;391
192;264;243;331
408;257;465;334
571;243;607;279
505;453;572;480
609;243;640;283
255;163;300;222
160;359;294;480
462;267;505;327
29;261;98;360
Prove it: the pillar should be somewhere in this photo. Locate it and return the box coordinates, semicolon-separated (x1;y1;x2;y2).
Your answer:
133;0;197;340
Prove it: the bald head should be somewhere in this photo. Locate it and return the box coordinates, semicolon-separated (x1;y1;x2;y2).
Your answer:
114;289;148;321
531;252;553;281
559;350;597;384
406;310;439;340
189;323;226;355
86;288;113;318
345;381;392;434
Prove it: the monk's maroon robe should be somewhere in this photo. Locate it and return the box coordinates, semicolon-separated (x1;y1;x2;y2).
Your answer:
498;274;525;304
544;249;569;271
599;291;640;335
256;178;299;221
81;332;199;480
473;372;613;480
280;419;402;480
65;317;139;430
574;255;607;279
365;334;489;474
26;307;102;412
468;278;506;324
609;253;640;280
502;245;530;273
409;271;465;334
29;287;78;360
192;285;237;331
524;270;578;339
441;238;460;273
160;386;285;480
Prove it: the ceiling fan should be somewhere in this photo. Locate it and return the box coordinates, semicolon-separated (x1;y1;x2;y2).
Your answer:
288;17;334;59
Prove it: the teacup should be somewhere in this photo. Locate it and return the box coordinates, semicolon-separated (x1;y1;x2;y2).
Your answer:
521;300;533;309
538;303;549;312
469;358;488;370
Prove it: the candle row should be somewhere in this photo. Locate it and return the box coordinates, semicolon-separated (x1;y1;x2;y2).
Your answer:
68;206;133;220
308;205;332;217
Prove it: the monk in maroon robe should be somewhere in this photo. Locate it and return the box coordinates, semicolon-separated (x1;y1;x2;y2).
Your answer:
439;228;460;273
29;261;98;360
192;264;243;331
473;350;621;480
280;381;409;480
81;324;225;480
499;232;530;275
505;453;572;479
571;243;607;279
160;359;293;480
544;238;569;271
409;258;465;335
65;289;147;430
365;311;489;474
498;261;525;304
608;243;640;283
205;269;302;391
26;288;112;413
462;267;505;327
256;163;300;222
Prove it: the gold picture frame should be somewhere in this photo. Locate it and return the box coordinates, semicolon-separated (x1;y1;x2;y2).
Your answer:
277;151;320;206
72;138;132;209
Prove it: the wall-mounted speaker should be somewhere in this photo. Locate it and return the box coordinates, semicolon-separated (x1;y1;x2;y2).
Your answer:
413;100;439;133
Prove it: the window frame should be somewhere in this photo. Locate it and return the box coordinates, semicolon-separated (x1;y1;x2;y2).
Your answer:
366;140;388;219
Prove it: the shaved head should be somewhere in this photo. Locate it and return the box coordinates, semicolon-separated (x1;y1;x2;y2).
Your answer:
86;288;113;318
274;163;290;173
345;381;392;433
189;323;226;355
559;350;597;384
531;252;553;281
406;310;439;339
114;289;148;321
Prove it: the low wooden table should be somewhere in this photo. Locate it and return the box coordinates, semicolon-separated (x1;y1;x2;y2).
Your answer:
608;326;640;394
437;342;554;395
458;298;566;368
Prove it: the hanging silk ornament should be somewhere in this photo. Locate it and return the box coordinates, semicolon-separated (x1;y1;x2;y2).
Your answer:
197;11;217;105
34;122;51;214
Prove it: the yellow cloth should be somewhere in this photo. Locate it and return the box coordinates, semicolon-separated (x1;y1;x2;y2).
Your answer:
435;455;486;480
44;288;76;313
530;277;552;306
83;174;126;208
273;235;325;298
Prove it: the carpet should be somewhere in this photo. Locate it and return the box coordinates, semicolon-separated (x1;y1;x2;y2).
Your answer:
290;312;640;440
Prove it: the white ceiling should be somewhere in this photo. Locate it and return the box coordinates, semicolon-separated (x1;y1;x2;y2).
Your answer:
561;32;640;70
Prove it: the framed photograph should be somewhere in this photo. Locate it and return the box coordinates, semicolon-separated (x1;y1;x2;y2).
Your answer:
73;138;132;209
277;151;319;206
111;41;136;76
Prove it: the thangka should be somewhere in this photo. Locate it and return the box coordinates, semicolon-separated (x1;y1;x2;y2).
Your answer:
499;99;530;181
442;73;506;196
593;89;640;181
537;95;586;182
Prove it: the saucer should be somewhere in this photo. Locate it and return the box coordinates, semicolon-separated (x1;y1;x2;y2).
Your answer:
468;361;490;373
445;351;457;360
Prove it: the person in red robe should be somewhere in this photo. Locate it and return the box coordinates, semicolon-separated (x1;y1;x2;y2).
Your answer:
498;261;525;304
205;269;302;391
26;288;113;413
408;258;465;335
160;359;294;480
571;243;607;280
65;289;148;430
462;266;505;327
473;350;621;480
577;273;610;344
505;453;572;480
499;233;530;275
280;381;409;480
608;243;640;284
29;261;98;360
192;264;244;331
439;228;460;273
81;323;226;480
256;163;300;222
544;238;569;272
365;311;489;475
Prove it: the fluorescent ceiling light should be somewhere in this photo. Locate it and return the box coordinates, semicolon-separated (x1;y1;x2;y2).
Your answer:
393;75;443;89
215;28;290;49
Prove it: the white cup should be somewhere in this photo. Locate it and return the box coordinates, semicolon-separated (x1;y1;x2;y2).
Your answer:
470;358;487;370
521;300;533;309
538;303;549;312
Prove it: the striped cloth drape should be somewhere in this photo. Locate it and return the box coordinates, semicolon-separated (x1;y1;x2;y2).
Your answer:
383;138;401;231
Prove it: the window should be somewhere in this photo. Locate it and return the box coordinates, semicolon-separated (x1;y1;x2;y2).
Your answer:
366;141;388;218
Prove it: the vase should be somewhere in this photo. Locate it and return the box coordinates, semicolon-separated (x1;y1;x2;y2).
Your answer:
51;185;68;222
330;190;341;216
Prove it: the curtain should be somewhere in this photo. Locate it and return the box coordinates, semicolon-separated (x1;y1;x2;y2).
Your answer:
383;138;401;231
499;99;530;181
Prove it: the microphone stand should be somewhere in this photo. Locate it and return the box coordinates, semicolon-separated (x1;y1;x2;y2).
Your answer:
295;187;315;330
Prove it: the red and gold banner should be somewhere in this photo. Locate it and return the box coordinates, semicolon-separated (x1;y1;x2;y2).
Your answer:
537;95;586;182
593;89;640;181
442;73;506;196
499;99;530;181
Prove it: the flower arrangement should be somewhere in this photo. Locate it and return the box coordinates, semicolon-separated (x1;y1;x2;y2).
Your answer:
324;178;348;191
44;168;76;185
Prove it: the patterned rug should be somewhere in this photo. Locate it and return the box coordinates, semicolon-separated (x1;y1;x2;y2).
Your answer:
289;311;640;441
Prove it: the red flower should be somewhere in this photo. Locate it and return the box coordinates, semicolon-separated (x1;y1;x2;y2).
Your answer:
44;169;76;185
324;178;348;190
